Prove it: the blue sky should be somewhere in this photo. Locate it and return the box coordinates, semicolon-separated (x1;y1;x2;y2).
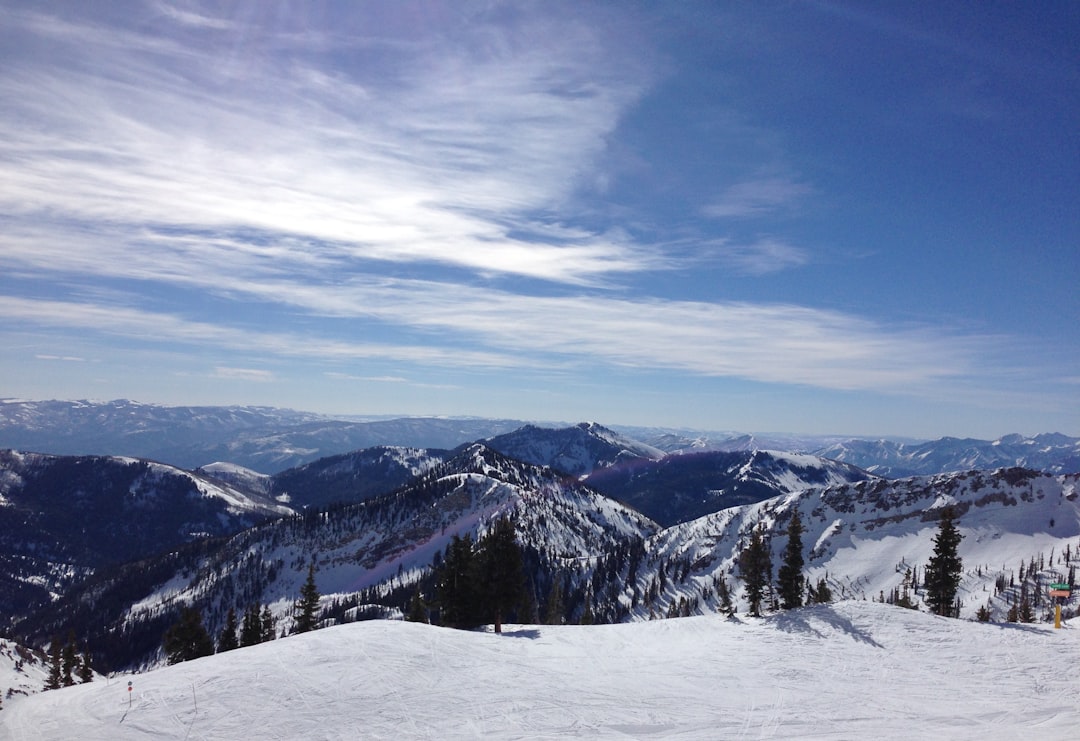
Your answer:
1;1;1077;438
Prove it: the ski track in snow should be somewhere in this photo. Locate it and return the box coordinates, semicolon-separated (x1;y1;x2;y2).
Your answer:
4;601;1079;740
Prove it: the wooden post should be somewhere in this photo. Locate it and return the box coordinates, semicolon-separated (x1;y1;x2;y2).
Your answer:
1055;603;1062;629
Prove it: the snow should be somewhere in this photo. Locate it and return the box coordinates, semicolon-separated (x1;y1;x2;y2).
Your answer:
4;601;1078;739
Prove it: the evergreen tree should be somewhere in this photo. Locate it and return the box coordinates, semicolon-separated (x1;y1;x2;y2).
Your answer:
813;577;832;604
61;631;78;687
894;569;919;610
543;577;565;625
78;651;93;683
406;586;429;623
476;517;525;634
240;605;263;647
294;562;321;634
218;608;239;652
580;596;595;625
44;638;62;691
163;607;215;664
777;511;805;610
924;507;964;617
518;577;540;625
260;605;277;642
435;534;480;629
716;576;734;615
739;526;772;616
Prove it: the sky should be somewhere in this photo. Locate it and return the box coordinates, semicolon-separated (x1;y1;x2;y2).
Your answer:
1;1;1077;439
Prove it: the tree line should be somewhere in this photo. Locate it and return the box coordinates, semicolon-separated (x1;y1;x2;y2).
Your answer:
738;507;963;618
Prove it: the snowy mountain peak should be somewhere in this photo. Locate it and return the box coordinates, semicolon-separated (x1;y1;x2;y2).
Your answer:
485;423;665;477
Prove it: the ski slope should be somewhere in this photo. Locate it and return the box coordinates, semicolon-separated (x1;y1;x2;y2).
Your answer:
4;601;1078;739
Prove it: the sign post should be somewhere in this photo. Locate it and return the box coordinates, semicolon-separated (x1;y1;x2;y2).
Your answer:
1048;583;1071;629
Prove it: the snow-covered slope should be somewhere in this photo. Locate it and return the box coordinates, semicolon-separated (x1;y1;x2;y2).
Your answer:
4;601;1078;740
194;462;272;498
584;448;872;526
0;450;293;624
485;422;666;477
636;467;1080;622
0;639;49;707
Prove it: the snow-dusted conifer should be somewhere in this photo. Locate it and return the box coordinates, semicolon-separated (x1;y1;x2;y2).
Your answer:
777;511;805;610
924;507;963;617
294;562;321;634
218;608;239;652
739;526;772;616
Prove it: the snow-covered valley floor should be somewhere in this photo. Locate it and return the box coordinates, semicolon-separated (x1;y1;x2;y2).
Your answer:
4;601;1078;740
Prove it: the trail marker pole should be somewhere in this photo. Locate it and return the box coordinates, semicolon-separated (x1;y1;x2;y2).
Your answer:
128;680;132;708
1048;583;1071;629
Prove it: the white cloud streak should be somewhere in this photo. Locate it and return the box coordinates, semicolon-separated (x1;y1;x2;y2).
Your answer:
0;6;659;287
705;176;812;219
0;290;990;393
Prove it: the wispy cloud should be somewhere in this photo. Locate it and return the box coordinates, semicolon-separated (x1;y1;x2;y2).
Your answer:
704;176;812;219
213;367;274;382
35;354;87;362
0;6;658;288
708;238;810;275
0;290;997;394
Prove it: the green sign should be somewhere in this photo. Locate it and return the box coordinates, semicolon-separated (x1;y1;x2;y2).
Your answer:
1049;583;1071;590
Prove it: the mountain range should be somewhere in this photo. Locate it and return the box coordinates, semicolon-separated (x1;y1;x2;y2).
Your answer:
3;398;1078;476
1;398;1079;678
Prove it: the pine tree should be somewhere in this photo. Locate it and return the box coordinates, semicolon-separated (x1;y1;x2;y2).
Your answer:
218;608;239;652
240;605;263;647
406;586;429;623
739;526;772;616
435;534;480;629
163;607;215;664
1018;590;1035;623
44;638;62;691
294;562;321;634
78;651;93;683
924;507;964;617
813;577;832;604
61;631;78;687
543;577;565;625
517;578;540;625
777;511;805;610
260;605;277;642
894;568;919;610
476;517;525;634
716;576;734;615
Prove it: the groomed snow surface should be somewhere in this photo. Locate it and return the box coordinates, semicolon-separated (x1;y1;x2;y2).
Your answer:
5;601;1078;740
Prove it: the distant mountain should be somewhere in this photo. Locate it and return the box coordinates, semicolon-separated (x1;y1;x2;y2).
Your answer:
0;399;526;473
4;399;1077;477
616;425;1080;477
484;422;665;477
816;433;1080;477
584;449;872;527
614;427;852;456
265;446;450;510
0;450;291;621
